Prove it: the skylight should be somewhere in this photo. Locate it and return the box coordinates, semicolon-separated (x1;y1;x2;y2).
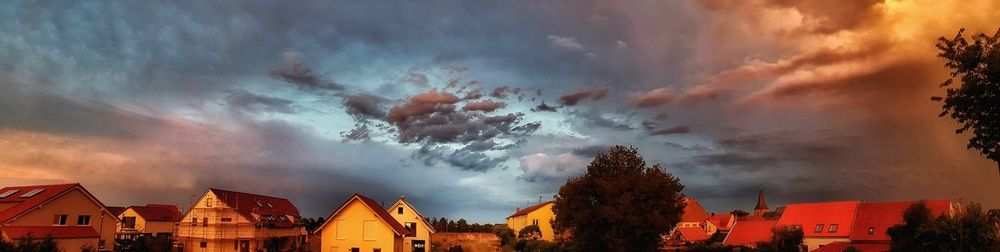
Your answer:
19;189;45;198
0;189;20;198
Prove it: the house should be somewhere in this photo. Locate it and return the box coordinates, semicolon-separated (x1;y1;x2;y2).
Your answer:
677;197;711;230
117;204;183;239
0;183;117;251
317;193;409;252
664;197;712;246
824;199;954;252
706;214;735;235
175;188;306;252
721;219;777;247
388;196;435;252
506;201;555;241
775;201;860;251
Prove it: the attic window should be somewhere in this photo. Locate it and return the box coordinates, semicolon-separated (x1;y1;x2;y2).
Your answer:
814;224;824;233
20;189;45;198
279;216;288;221
255;201;263;207
828;224;839;233
0;189;19;198
398;207;403;214
267;203;273;208
868;227;875;234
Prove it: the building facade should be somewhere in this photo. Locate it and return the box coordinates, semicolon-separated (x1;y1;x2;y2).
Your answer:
505;201;555;241
175;188;306;252
0;183;117;251
117;204;183;239
388;196;435;252
317;193;408;252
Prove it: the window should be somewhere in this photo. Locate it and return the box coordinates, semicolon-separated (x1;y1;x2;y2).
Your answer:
868;227;875;234
255;200;263;207
53;215;68;226
814;224;824;233
279;216;288;221
363;220;378;241
123;216;137;229
0;189;19;198
405;222;417;237
351;248;360;252
532;219;539;226
192;217;198;226
20;189;45;198
829;224;839;233
398;207;404;214
200;241;207;248
221;217;232;222
336;220;347;240
206;198;213;207
203;217;208;226
267;203;273;208
374;249;381;252
77;215;91;226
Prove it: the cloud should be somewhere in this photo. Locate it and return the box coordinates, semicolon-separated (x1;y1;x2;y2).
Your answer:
518;153;589;182
462;100;506;112
547;35;585;50
405;72;430;87
648;126;691;136
629;88;673;108
224;90;297;114
344;93;390;120
531;102;561;112
558;86;611;106
270;52;344;91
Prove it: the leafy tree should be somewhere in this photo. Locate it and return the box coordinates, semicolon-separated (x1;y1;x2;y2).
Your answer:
731;209;750;217
933;28;1000;174
754;225;804;252
552;145;686;252
494;226;516;246
456;219;470;232
517;225;542;240
888;201;936;251
889;201;1000;251
0;234;62;252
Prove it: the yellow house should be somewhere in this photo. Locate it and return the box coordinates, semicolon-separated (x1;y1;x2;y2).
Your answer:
317;193;409;252
0;183;118;251
387;196;435;252
117;204;183;238
175;188;306;252
505;201;555;241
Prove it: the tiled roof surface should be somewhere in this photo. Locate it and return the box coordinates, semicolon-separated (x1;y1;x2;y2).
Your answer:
507;201;553;219
681;197;711;222
130;204;183;222
208;188;300;228
723;219;777;247
676;227;710;242
850;200;951;241
0;184;80;222
812;241;889;252
708;214;735;231
776;201;859;237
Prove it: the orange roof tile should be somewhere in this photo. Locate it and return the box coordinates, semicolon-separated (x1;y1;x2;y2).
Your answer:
507;201;553;219
129;204;183;222
206;188;300;228
681;197;711;222
676;227;711;242
723;219;777;247
812;241;889;252
850;200;951;242
776;201;859;237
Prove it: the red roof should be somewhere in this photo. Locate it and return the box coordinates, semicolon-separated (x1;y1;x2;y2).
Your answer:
850;200;951;241
129;204;183;222
317;194;409;236
507;201;553;219
207;188;300;228
681;197;711;222
708;214;735;231
723;219;777;247
2;226;100;239
106;206;127;216
776;201;859;237
812;242;890;252
676;227;711;242
0;184;82;223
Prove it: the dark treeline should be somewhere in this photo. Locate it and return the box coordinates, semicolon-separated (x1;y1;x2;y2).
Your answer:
426;217;500;233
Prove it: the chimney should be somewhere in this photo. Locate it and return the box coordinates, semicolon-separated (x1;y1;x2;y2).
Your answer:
516;207;521;212
400;195;406;201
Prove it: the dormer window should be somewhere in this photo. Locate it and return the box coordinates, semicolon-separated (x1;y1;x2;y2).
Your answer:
814;224;824;233
20;189;45;198
255;201;263;207
0;189;20;198
267;203;273;208
828;224;839;233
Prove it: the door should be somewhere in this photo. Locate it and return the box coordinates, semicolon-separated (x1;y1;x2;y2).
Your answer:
238;240;250;252
412;240;426;252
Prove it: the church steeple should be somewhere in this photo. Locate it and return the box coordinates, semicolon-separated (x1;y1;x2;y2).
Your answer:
753;187;768;217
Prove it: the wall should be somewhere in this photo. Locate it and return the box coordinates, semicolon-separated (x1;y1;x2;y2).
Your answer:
176;190;304;252
10;188;117;250
320;199;400;252
506;203;555;241
389;201;431;252
429;233;499;252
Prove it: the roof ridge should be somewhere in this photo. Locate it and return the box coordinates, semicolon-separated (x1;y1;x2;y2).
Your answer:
208;188;290;200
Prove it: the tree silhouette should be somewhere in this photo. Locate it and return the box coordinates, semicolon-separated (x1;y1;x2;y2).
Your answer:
552;145;686;252
933;28;1000;175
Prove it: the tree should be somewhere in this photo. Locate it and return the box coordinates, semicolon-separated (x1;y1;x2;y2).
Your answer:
933;28;1000;175
517;225;542;240
755;225;804;252
889;201;1000;251
552;145;686;252
494;226;516;246
730;209;750;217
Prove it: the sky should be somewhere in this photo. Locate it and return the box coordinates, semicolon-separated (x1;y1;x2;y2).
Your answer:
1;0;999;223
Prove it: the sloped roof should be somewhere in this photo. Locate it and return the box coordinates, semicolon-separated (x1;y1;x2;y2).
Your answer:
316;193;409;236
2;226;100;239
0;183;112;223
707;214;735;231
389;196;436;233
681;197;711;222
812;241;889;252
507;201;553;219
676;227;711;242
206;188;300;228
723;219;777;247
850;199;951;241
776;201;859;237
129;204;183;222
106;206;127;216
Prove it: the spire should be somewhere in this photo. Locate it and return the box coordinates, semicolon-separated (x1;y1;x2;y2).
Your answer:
754;188;768;210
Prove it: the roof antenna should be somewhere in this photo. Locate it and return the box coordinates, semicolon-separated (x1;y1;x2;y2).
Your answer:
538;196;542;204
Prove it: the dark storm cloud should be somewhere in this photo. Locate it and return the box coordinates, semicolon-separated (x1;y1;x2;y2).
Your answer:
558;86;611;106
270;59;345;91
343;94;390;120
224;90;297;114
647;126;691;136
571;145;610;157
531;102;561;112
